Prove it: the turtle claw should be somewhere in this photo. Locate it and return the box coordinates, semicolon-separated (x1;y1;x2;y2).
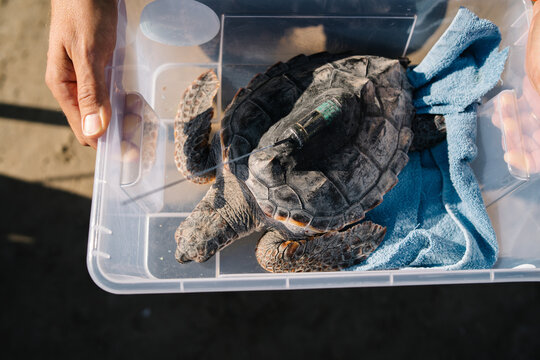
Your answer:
175;247;193;264
175;243;217;264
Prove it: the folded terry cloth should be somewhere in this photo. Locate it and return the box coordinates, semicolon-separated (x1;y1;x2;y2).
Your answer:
349;7;508;271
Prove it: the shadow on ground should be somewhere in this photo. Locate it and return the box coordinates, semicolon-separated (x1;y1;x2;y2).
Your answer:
1;174;539;359
0;103;66;126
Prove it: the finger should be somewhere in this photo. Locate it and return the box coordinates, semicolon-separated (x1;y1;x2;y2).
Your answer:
494;92;529;153
522;135;540;153
73;50;112;141
491;91;515;129
122;113;142;141
46;43;93;147
491;96;501;128
521;77;540;117
504;148;540;174
121;140;140;163
504;150;529;173
503;131;522;153
500;121;539;155
531;148;540;173
500;116;521;151
526;3;540;95
517;110;540;136
491;110;501;128
533;128;540;145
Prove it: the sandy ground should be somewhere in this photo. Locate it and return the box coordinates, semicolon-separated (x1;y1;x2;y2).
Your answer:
1;0;540;358
0;0;96;198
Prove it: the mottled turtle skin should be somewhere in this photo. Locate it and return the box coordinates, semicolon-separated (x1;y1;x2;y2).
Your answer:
173;52;436;272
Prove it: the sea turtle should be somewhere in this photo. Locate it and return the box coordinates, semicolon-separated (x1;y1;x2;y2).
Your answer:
173;52;445;272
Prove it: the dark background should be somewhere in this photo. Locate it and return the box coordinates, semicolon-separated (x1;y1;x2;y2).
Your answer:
2;174;540;359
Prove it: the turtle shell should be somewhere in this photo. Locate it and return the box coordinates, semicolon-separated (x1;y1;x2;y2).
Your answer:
220;53;414;234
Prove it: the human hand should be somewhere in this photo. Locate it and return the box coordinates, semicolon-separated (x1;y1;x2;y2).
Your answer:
45;0;118;149
491;2;540;175
491;78;540;175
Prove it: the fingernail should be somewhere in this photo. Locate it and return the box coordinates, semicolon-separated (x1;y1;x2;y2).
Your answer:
83;113;102;136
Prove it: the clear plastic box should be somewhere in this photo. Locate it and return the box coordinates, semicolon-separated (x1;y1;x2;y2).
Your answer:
88;0;540;293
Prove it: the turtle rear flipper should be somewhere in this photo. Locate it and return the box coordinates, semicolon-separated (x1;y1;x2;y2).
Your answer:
174;70;220;184
255;221;386;272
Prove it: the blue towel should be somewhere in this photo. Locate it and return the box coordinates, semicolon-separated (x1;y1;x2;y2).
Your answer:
349;7;508;271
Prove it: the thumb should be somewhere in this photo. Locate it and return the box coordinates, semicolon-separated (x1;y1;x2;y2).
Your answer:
76;59;111;139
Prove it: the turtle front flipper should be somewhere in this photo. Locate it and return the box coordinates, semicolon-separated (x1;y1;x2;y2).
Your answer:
174;70;220;184
255;222;386;272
